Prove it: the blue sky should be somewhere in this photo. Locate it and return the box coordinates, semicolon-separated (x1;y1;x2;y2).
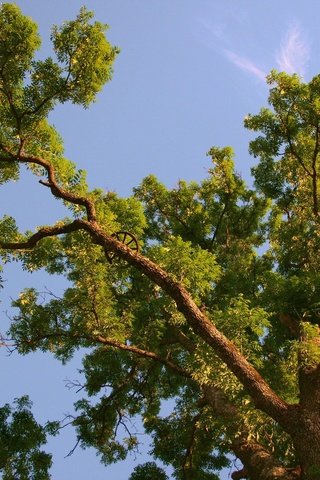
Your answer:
1;1;319;479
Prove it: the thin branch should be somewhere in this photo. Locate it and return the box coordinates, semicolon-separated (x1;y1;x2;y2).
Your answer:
20;91;60;119
287;136;312;177
0;84;21;132
151;193;199;242
0;333;15;349
281;106;312;178
0;220;84;250
65;438;81;458
92;333;192;379
64;378;86;394
0;150;97;221
210;196;230;249
43;287;63;300
181;412;201;480
15;330;192;380
115;409;136;442
0;340;15;348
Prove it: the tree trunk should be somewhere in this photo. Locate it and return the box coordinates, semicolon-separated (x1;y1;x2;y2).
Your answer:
291;411;320;479
294;355;320;478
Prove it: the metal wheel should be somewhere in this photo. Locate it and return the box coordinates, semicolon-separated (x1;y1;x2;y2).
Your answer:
112;231;139;252
105;231;139;263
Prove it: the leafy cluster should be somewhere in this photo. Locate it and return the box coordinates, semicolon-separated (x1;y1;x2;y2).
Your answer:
0;396;57;480
0;3;118;187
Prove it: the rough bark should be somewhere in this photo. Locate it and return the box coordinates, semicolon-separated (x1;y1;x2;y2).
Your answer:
201;385;301;480
232;437;301;480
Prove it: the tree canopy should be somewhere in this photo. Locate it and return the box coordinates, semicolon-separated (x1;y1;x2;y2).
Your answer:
0;4;320;480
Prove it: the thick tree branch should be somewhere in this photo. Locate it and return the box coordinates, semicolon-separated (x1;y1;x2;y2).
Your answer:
83;309;297;480
76;219;294;430
0;153;296;432
231;468;248;480
201;370;300;478
200;385;300;480
232;436;301;480
199;384;238;418
1;211;294;430
85;322;298;480
0;220;83;250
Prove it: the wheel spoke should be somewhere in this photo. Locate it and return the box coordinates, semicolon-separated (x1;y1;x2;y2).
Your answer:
107;231;139;263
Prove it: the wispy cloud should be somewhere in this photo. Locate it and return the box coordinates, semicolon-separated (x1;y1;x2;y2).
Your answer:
197;17;311;82
197;19;266;82
224;49;266;81
275;23;310;77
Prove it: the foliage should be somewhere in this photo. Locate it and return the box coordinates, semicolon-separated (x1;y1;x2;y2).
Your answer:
129;461;169;480
0;396;56;480
0;5;320;480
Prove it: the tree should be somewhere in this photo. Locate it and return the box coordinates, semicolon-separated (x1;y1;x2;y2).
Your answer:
0;4;319;479
0;396;56;480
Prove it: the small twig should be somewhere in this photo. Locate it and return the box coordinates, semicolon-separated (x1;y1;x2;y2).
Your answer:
0;332;16;351
65;437;81;458
43;287;63;300
64;378;85;393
